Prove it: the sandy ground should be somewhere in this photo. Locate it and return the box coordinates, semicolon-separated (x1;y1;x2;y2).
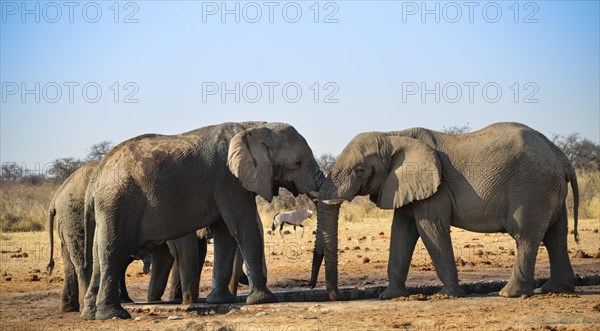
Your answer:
1;218;599;330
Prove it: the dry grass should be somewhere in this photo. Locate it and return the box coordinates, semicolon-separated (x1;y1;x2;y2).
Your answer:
1;168;597;233
0;182;59;232
569;170;600;219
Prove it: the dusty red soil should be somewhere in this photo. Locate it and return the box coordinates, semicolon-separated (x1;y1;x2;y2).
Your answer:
1;218;599;330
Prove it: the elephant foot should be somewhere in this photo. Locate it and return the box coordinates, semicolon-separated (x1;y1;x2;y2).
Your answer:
246;289;277;305
120;295;134;304
539;280;575;294
499;279;533;298
147;296;162;303
95;305;131;320
328;288;340;301
379;285;410;300
80;306;96;320
181;293;199;305
206;289;237;304
438;285;465;297
61;304;80;313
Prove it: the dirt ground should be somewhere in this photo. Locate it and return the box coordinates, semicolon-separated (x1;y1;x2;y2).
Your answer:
1;218;599;330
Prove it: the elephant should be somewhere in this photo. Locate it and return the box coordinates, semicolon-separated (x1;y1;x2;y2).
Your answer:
46;161;152;311
148;226;255;303
81;121;324;320
311;122;579;300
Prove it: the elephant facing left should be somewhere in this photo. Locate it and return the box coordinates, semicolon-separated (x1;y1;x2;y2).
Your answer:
82;121;324;320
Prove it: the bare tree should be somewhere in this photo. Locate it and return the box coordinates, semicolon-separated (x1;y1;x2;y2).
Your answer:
317;153;336;175
442;124;471;134
552;133;600;171
48;157;85;182
1;163;24;182
86;141;113;162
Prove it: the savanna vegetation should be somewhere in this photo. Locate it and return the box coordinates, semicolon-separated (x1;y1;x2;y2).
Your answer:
1;129;598;233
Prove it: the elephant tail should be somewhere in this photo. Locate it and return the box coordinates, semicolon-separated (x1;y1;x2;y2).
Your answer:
568;168;579;243
46;207;56;275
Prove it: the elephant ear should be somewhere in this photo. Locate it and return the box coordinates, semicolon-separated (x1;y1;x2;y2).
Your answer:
228;128;274;202
377;136;442;209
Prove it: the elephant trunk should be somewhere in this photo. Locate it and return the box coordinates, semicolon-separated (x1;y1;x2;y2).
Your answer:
316;169;326;190
310;178;340;300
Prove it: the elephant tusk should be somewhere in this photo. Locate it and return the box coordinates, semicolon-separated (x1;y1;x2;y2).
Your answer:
322;198;344;205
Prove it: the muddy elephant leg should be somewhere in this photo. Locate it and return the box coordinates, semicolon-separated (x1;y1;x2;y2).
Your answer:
540;205;575;294
380;210;419;300
206;219;238;304
119;257;134;303
148;243;174;302
167;233;200;304
415;215;465;297
61;244;80;312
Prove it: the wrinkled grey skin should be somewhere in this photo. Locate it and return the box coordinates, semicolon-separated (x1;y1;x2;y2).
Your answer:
311;122;579;300
151;226;256;303
46;162;151;311
82;122;324;320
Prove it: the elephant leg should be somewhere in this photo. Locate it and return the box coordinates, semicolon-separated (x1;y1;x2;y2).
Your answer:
500;238;541;297
148;243;174;302
206;219;238;304
81;238;101;319
234;220;275;304
500;205;550;298
540;205;575;294
415;215;465;297
167;233;200;304
83;219;132;320
228;246;244;296
167;260;182;301
119;257;134;303
380;210;419;300
215;189;276;305
61;244;80;312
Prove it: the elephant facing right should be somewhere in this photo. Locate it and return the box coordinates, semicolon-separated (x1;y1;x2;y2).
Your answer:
312;122;579;300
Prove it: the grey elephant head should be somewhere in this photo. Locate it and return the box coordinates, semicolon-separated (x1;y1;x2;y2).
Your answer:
311;132;442;299
228;122;324;202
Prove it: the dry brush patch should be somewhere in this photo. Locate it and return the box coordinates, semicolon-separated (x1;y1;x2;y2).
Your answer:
0;182;59;232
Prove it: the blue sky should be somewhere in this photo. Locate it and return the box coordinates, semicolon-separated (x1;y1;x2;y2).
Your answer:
1;1;599;170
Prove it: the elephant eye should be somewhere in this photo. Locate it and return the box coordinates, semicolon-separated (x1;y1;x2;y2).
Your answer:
354;166;365;175
291;160;302;169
